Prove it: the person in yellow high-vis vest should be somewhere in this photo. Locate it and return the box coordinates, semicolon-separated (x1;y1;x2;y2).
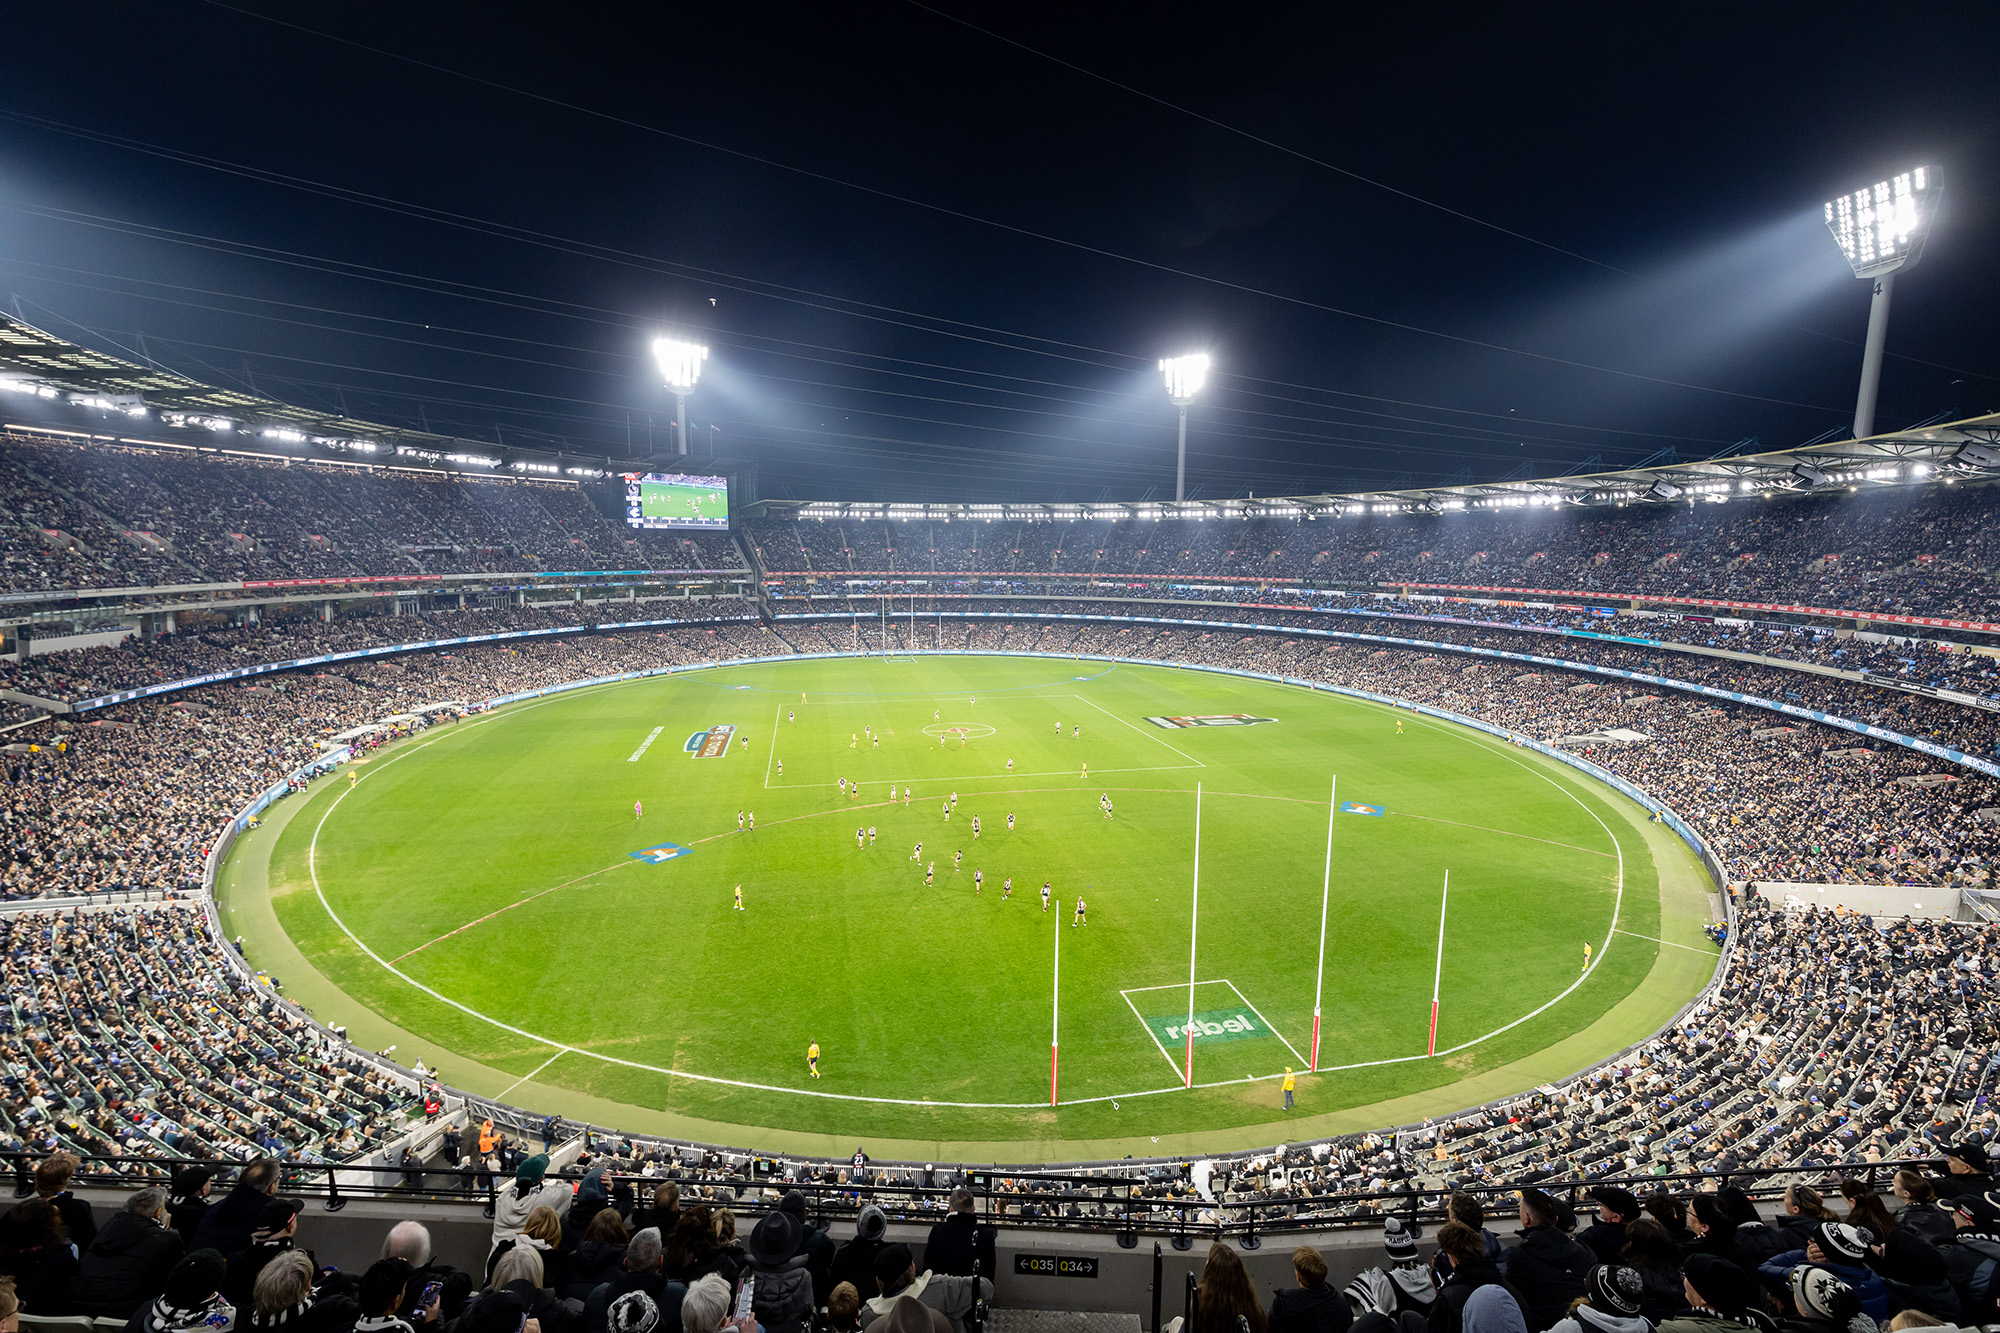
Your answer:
1282;1067;1296;1110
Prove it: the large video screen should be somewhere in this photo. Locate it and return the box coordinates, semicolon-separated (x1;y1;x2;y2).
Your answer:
624;472;728;530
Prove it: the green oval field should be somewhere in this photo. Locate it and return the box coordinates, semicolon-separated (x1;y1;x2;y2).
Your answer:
229;654;1719;1160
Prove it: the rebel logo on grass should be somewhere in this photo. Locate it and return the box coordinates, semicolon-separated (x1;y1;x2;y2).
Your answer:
1144;714;1277;729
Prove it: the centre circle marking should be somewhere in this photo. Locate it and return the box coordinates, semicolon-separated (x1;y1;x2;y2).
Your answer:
923;723;996;740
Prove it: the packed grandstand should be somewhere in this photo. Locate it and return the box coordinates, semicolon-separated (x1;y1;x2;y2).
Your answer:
4;422;2000;1333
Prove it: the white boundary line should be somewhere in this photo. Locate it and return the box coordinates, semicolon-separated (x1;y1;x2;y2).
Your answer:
1118;990;1184;1078
298;660;1647;1111
761;701;780;789
1223;979;1310;1069
494;1049;567;1100
1067;691;1207;768
1617;927;1715;954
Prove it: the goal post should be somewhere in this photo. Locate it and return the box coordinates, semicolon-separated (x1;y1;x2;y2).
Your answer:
1310;774;1335;1070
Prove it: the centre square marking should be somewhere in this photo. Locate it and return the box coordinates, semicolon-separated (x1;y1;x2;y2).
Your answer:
630;841;694;864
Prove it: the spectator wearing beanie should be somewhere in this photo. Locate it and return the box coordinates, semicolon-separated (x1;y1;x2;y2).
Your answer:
492;1156;573;1254
1658;1256;1773;1333
1862;1231;1959;1324
833;1207;891;1303
1346;1217;1439;1333
1431;1221;1526;1333
1580;1191;1643;1266
1783;1267;1874;1333
1547;1265;1652;1333
128;1249;235;1333
71;1188;185;1319
1758;1224;1885;1324
606;1290;659;1333
1502;1190;1596;1333
1270;1244;1350;1333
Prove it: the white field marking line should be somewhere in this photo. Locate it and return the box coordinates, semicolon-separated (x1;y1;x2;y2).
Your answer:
627;726;666;763
761;700;780;789
1389;811;1615;858
1066;691;1207;768
1119;986;1198;1079
765;763;1197;791
1617;927;1715;954
1400;717;1628;1058
391;861;636;963
493;1049;567;1100
1222;978;1310;1069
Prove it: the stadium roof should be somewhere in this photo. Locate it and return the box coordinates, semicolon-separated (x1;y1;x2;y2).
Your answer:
5;309;1997;515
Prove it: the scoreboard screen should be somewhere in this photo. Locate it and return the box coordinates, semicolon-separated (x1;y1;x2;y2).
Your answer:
624;473;728;530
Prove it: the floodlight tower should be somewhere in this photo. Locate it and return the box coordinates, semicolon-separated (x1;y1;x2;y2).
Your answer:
1824;167;1941;440
1159;352;1210;502
650;337;709;456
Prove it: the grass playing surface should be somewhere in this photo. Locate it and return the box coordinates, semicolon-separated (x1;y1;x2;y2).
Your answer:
254;654;1699;1153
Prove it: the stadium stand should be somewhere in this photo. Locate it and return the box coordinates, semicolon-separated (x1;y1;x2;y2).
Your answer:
9;430;2000;1333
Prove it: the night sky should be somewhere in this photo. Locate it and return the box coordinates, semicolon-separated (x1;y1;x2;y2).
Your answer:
3;3;1997;502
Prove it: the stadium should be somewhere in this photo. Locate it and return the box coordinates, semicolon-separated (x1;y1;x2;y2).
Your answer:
1;9;1997;1333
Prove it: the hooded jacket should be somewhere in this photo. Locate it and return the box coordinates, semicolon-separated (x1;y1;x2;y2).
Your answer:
71;1211;187;1317
832;1234;890;1299
491;1177;574;1251
1501;1227;1596;1333
862;1271;993;1333
1430;1260;1527;1333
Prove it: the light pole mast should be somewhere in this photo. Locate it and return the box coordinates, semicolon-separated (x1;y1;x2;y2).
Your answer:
1823;168;1940;440
650;338;709;456
1159;353;1210;503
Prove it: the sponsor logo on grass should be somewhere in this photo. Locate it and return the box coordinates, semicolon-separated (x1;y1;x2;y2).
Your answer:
630;841;694;864
1145;1008;1268;1045
1144;714;1277;729
694;724;736;758
1340;801;1386;817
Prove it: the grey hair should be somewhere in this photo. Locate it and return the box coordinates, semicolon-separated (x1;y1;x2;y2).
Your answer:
626;1226;664;1272
680;1274;731;1333
490;1245;544;1292
382;1221;434;1266
126;1187;169;1218
253;1250;315;1315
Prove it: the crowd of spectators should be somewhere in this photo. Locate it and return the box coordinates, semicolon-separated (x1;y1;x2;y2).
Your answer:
0;434;744;590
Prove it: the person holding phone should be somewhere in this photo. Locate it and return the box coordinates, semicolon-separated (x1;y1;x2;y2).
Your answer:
355;1257;441;1333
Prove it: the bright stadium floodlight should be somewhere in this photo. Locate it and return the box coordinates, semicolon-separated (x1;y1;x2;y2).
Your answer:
1159;352;1210;502
1823;167;1940;440
650;337;709;456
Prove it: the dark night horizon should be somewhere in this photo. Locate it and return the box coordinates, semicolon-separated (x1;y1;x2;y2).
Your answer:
3;2;1996;502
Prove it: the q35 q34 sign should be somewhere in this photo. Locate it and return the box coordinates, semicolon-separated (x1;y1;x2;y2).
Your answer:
1014;1255;1098;1278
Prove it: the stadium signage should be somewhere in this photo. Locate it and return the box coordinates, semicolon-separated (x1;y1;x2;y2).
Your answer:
1144;714;1277;728
1148;1009;1266;1045
1014;1255;1097;1278
696;724;736;758
1405;581;2000;634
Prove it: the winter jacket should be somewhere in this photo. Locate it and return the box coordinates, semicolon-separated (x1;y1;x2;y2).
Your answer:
1656;1316;1754;1333
0;1238;79;1314
485;1236;565;1293
1757;1252;1885;1323
1501;1227;1596;1333
242;1294;359;1333
1269;1283;1353;1333
862;1271;993;1333
167;1198;211;1253
490;1178;574;1251
1945;1230;2000;1323
45;1192;98;1252
749;1254;816;1333
832;1235;889;1298
1430;1261;1527;1333
1728;1225;1790;1270
1628;1261;1686;1325
225;1241;308;1317
1576;1222;1629;1266
921;1214;996;1281
449;1282;573;1333
794;1220;838;1307
562;1242;626;1304
1898;1204;1957;1249
1547;1307;1654;1333
70;1211;186;1317
190;1185;272;1258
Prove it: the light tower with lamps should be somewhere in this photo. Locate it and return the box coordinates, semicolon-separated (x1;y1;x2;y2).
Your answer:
1824;167;1941;440
650;337;709;456
1159;352;1210;502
